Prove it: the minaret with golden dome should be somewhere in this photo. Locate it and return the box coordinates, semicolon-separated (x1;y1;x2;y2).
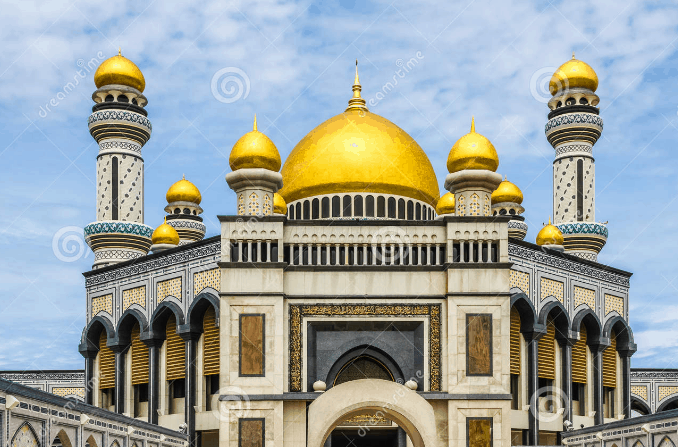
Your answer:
84;49;153;268
546;53;607;261
492;177;527;240
226;115;283;216
444;117;502;217
163;175;206;244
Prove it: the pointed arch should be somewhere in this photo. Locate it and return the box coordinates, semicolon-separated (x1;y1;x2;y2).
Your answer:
187;291;219;332
658;395;678;412
325;345;404;388
630;396;650;416
149;300;185;340
632;440;645;447
52;429;73;447
572;308;603;345
511;292;537;332
12;422;40;447
85;434;100;447
114;307;149;347
603;315;635;348
657;436;676;447
539;299;571;340
110;441;121;447
81;315;115;349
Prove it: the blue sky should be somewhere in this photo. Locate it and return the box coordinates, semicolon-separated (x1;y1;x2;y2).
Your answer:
1;0;678;370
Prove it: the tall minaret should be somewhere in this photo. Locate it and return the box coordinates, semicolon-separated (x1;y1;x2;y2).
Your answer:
84;50;153;268
546;53;607;261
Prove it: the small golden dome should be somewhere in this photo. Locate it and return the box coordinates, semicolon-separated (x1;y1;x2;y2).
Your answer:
492;178;523;204
436;192;456;215
549;53;598;95
536;218;564;246
152;220;180;245
166;175;202;204
229;115;282;172
279;63;439;206
273;193;287;215
94;49;146;92
447;117;499;173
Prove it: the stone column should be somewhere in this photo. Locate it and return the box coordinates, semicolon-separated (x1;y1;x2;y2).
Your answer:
112;347;127;414
144;339;162;424
83;353;96;405
559;338;574;422
618;345;636;419
524;328;544;446
182;333;200;446
591;342;608;425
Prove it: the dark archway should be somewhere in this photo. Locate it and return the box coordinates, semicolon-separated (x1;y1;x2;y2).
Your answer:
326;346;404;389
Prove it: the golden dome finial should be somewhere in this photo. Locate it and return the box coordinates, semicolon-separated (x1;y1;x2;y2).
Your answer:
167;176;202;204
549;54;598;95
118;47;121;56
470;116;475;133
152;220;180;246
447;117;499;173
253;114;257;131
492;178;523;204
94;51;146;92
346;60;368;112
536;217;563;246
230;120;281;171
572;51;575;59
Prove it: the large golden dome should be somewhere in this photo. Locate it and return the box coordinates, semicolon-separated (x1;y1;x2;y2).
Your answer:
273;193;287;215
492;178;523;204
229;115;281;172
549;54;598;95
447;118;499;173
436;192;455;215
94;50;146;92
152;221;180;245
166;176;202;204
279;65;439;206
536;218;564;246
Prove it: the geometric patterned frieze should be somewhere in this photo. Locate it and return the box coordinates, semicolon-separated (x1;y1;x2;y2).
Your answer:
194;268;220;297
605;294;624;316
508;243;630;287
540;277;564;302
51;387;85;398
92;293;113;316
574;286;596;309
157;277;182;303
658;386;678;401
510;270;530;293
122;286;146;310
631;385;648;400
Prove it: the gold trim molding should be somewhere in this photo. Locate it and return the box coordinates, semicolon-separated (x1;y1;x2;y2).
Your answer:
288;303;441;392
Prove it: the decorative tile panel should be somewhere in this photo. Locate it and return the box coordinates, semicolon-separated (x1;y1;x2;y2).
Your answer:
509;270;530;293
92;294;112;316
540;277;564;302
457;195;465;215
52;387;85;398
631;385;648;400
658;386;678;401
238;194;245;216
469;193;480;216
194;268;220;296
157;277;182;303
263;194;271;215
605;294;624;316
122;286;146;310
247;192;259;215
574;286;595;309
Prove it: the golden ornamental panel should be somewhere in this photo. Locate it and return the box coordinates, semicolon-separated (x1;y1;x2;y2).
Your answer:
52;387;85;398
574;285;595;309
194;268;220;296
540;277;563;302
92;293;112;316
288;303;441;392
658;385;678;401
605;294;624;316
338;413;391;427
509;270;529;293
122;285;146;310
631;385;648;400
157;277;182;303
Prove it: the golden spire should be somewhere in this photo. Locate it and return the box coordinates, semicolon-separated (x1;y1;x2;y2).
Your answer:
572;51;575;59
119;47;121;56
346;60;368;112
470;116;475;133
253;114;257;131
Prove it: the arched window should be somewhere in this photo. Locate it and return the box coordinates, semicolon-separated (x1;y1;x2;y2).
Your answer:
407;201;414;220
343;195;352;217
377;196;385;217
295;203;301;220
365;196;375;217
387;197;396;218
415;203;421;220
118;94;129;103
131;322;149;417
312;198;320;219
303;200;310;219
332;196;341;217
321;197;330;218
398;199;405;219
334;356;393;386
166;314;186;414
98;331;115;409
105;94;114;102
289;204;295;219
354;195;363;217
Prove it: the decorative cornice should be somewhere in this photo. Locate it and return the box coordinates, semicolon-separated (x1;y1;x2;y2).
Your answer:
85;240;220;287
0;372;85;381
508;242;630;286
84;221;153;238
545;113;603;133
631;371;678;379
88;110;152;130
558;222;608;237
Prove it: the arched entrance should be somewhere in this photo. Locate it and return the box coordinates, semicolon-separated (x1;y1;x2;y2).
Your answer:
307;379;440;447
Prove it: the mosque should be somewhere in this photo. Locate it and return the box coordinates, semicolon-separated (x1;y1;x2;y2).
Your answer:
29;50;670;447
